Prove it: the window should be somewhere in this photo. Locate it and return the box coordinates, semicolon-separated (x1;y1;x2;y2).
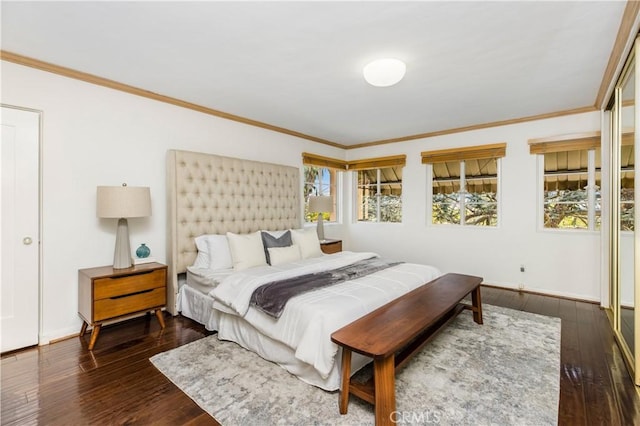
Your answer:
351;155;406;223
542;149;601;230
529;134;601;230
423;143;505;226
620;133;635;232
302;153;346;223
356;167;403;222
303;166;339;222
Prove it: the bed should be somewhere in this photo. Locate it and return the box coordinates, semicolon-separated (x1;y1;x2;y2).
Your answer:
166;150;441;390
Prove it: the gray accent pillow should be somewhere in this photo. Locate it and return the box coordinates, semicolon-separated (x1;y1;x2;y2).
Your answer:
261;231;293;265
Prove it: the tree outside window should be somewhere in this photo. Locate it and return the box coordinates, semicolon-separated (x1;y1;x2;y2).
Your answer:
303;166;338;223
529;134;606;232
356;167;402;223
432;158;498;226
620;143;635;232
542;148;601;230
424;143;504;227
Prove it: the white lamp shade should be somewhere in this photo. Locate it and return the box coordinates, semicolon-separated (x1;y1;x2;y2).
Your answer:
308;196;333;213
97;185;151;218
363;58;406;87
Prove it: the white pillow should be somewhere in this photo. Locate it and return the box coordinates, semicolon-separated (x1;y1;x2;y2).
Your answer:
268;244;301;266
193;235;212;269
207;235;233;270
291;228;323;259
193;234;233;270
226;231;268;270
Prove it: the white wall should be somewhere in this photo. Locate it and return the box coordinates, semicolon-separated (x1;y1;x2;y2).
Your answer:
1;60;605;344
344;112;603;302
1;61;345;343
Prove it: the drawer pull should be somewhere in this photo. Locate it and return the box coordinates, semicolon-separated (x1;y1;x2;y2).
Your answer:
109;270;154;279
110;288;154;299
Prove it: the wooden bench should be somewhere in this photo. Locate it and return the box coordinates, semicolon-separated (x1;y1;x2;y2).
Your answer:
330;273;483;426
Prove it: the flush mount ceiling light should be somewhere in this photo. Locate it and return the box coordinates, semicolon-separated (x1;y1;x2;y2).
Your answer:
363;58;406;87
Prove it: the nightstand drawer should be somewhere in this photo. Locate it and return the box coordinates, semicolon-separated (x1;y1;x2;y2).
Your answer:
94;287;166;321
94;268;165;300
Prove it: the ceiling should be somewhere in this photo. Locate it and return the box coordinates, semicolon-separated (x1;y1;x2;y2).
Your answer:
0;1;628;147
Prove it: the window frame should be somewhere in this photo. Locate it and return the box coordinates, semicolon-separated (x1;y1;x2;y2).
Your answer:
529;134;602;232
354;166;403;223
428;158;502;227
423;143;505;228
618;131;635;233
349;155;406;224
301;153;348;225
303;165;342;224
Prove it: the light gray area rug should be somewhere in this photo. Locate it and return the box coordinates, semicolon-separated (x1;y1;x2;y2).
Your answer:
150;305;560;425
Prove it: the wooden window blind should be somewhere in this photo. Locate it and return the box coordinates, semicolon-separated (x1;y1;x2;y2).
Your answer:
421;143;506;164
528;132;602;154
347;155;406;171
301;153;347;170
303;153;407;171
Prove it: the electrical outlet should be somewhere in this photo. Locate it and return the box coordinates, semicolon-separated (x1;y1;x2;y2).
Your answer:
518;283;525;290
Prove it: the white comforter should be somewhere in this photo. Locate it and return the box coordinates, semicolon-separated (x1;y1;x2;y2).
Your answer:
210;251;441;379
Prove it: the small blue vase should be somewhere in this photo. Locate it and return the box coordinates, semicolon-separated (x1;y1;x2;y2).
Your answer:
136;243;151;258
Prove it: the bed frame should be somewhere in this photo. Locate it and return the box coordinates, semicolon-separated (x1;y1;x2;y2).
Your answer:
166;150;301;314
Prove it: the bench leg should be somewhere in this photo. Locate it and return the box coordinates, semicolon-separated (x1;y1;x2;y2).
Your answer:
374;354;395;426
471;286;483;324
339;348;352;414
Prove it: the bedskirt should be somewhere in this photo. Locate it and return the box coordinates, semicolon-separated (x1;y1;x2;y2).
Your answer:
178;283;371;391
179;285;219;331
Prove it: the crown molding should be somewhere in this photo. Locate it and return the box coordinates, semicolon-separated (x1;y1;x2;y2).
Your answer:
2;50;600;152
595;0;640;109
344;106;598;150
0;50;344;149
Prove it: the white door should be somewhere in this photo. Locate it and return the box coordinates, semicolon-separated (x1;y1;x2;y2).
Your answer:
1;106;40;353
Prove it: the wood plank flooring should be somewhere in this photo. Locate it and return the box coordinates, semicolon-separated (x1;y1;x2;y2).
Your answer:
2;287;639;425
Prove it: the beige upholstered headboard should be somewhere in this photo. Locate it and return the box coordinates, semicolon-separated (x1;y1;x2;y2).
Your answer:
166;150;301;314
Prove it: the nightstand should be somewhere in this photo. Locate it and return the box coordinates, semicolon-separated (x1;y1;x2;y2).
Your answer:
320;239;342;254
78;262;167;350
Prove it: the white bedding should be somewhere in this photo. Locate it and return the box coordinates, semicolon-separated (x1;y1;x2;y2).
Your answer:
186;266;233;293
209;251;442;387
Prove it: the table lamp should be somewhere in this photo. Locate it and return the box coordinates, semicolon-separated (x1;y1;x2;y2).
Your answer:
308;195;333;241
97;184;151;269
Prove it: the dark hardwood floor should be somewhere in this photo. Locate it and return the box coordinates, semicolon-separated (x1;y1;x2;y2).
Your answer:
621;307;635;355
2;286;639;425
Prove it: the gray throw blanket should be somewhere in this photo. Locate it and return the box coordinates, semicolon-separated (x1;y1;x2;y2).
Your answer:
250;257;402;318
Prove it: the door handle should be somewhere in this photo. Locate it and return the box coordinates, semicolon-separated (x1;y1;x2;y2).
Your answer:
23;237;33;245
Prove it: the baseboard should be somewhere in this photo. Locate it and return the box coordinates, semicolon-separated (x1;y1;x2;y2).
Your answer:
40;311;157;346
39;324;82;345
480;283;601;305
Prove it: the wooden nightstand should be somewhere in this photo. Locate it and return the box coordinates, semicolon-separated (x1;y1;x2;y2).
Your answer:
78;262;167;350
320;239;342;254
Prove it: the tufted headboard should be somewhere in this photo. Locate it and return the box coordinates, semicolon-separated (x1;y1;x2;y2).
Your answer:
166;150;301;314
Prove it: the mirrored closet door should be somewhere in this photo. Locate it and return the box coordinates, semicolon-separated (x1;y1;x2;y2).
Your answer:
609;38;639;386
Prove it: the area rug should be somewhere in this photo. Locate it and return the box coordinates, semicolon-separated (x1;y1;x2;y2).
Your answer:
150;305;560;425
